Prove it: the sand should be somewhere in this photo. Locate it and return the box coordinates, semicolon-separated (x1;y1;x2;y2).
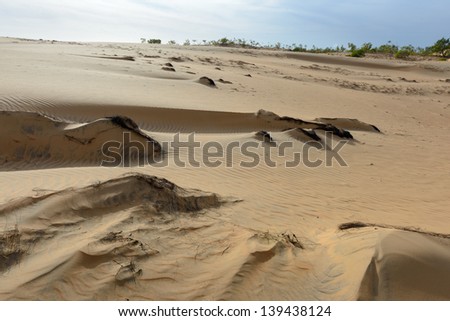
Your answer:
0;37;449;300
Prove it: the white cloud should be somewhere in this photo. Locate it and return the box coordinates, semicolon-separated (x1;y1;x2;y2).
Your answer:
0;0;288;42
0;0;448;46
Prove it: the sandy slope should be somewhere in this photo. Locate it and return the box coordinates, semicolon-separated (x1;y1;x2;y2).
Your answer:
0;37;449;300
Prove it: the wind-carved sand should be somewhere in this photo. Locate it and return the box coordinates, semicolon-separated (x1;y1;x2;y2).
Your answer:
0;174;224;298
0;37;449;300
0;112;161;170
0;104;379;170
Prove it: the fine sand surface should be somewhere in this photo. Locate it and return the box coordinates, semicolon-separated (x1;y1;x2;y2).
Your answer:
0;37;449;300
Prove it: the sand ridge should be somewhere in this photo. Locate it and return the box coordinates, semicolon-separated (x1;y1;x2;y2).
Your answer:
0;111;161;170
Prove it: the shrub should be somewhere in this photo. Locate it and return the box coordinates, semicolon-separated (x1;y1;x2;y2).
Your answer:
350;48;366;57
218;37;233;46
394;45;415;59
394;49;411;59
0;226;23;272
292;46;306;52
147;39;161;44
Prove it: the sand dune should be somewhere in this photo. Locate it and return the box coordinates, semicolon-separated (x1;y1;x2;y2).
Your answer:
357;231;450;300
0;106;379;171
0;174;222;298
284;52;416;70
0;111;161;170
0;97;380;135
341;221;450;300
0;37;449;300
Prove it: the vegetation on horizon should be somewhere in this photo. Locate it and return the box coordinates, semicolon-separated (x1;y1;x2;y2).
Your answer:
141;38;161;44
347;38;450;60
139;37;450;60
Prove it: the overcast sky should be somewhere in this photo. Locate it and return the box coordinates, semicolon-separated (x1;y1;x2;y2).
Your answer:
0;0;448;47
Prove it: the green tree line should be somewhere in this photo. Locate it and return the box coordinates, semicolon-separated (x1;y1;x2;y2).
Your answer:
140;37;450;59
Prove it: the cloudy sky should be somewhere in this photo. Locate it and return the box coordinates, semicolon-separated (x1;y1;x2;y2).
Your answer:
0;0;448;47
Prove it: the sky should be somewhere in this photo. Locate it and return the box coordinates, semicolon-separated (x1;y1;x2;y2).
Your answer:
0;0;448;48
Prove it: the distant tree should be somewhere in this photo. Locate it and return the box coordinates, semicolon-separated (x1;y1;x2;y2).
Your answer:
147;39;161;44
183;39;191;46
218;37;231;46
167;40;177;45
236;38;249;48
429;37;450;57
292;44;305;52
347;43;357;51
377;42;398;55
416;47;427;55
140;38;147;44
348;42;373;57
361;42;373;52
